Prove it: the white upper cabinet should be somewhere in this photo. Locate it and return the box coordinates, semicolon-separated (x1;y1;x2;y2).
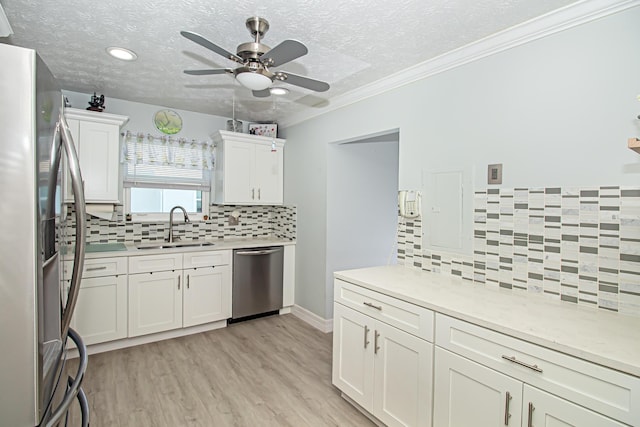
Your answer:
64;108;129;203
212;130;284;205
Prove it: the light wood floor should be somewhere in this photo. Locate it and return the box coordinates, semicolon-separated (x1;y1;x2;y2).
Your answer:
66;314;375;427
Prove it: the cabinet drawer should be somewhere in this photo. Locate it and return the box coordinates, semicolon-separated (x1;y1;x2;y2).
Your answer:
128;253;183;274
334;279;434;342
183;250;230;269
64;257;126;278
435;314;640;425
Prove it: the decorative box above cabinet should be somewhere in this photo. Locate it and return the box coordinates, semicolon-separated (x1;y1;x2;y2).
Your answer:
212;130;284;205
64;108;129;204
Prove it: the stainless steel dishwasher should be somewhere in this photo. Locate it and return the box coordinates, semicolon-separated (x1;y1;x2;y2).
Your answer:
231;246;284;321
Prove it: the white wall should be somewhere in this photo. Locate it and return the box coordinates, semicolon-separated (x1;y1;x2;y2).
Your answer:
283;6;640;319
63;90;229;139
326;134;399;317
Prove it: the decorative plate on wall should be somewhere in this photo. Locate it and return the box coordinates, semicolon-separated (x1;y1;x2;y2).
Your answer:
153;109;182;135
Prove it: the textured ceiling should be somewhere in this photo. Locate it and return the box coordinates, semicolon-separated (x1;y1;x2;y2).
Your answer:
1;0;578;123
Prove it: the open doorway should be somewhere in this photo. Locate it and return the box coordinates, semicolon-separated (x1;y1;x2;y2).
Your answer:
326;130;400;317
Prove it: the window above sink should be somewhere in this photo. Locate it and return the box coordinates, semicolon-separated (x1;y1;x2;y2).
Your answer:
122;130;213;222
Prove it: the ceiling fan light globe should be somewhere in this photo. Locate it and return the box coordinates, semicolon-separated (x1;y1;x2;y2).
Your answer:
270;87;289;96
236;72;272;91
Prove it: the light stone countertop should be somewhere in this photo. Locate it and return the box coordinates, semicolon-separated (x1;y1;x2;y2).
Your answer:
66;237;295;260
334;264;640;378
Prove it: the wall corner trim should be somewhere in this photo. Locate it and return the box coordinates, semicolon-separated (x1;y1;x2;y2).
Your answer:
280;0;640;128
291;304;333;333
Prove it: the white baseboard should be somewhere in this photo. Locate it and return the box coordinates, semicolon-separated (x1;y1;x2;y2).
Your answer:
291;304;333;333
67;320;227;358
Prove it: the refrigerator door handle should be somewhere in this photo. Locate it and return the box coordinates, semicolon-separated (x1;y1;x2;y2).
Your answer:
44;328;89;427
58;110;87;340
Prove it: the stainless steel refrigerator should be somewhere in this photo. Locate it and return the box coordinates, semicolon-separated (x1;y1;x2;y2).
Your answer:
0;43;89;426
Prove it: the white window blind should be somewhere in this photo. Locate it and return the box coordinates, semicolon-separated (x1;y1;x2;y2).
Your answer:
122;132;214;191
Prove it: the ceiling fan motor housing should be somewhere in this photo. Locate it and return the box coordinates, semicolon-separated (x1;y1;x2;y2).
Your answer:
236;42;270;61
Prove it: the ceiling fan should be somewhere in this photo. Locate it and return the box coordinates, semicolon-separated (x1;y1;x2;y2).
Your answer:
181;17;330;98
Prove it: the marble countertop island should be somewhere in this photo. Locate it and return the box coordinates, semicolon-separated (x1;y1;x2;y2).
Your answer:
335;264;640;378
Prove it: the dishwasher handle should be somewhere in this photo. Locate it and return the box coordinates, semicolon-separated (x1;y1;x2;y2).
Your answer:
235;248;282;256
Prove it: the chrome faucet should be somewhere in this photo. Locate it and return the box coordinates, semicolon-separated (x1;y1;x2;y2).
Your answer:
167;206;190;243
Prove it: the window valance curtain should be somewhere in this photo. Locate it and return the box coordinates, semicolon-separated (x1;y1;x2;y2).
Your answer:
122;131;215;190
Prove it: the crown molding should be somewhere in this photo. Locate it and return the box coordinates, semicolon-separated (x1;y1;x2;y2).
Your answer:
280;0;640;128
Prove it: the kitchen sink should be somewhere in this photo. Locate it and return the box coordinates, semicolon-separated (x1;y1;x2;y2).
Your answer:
135;241;216;250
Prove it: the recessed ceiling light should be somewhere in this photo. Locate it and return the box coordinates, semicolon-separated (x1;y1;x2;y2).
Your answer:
106;47;137;61
270;87;289;96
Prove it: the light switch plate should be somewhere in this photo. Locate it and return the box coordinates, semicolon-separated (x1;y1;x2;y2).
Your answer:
488;164;502;184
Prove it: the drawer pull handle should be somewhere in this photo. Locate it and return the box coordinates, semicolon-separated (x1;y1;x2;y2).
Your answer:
178;275;181;290
363;301;382;311
527;402;535;427
504;391;512;425
374;330;380;354
86;266;107;271
364;325;370;349
501;355;543;373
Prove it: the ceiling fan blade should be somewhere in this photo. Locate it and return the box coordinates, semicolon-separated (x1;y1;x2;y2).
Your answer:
252;89;271;98
275;71;330;92
261;40;308;68
184;69;233;76
180;31;243;63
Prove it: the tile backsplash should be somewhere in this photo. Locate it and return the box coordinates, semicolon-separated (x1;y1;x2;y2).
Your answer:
398;186;640;317
61;204;296;245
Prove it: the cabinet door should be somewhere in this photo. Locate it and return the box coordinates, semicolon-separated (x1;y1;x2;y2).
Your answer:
128;271;182;337
373;321;433;427
183;265;231;327
523;386;626;427
76;120;121;202
332;303;375;411
434;347;523;427
253;144;283;204
73;275;127;345
223;141;255;204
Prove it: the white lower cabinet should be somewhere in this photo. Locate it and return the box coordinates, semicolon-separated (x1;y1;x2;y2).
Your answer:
128;251;231;338
63;257;128;346
182;265;231;328
434;347;626;427
128;270;183;337
332;302;433;427
433;347;522;427
523;385;626;427
73;274;128;345
434;314;636;427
